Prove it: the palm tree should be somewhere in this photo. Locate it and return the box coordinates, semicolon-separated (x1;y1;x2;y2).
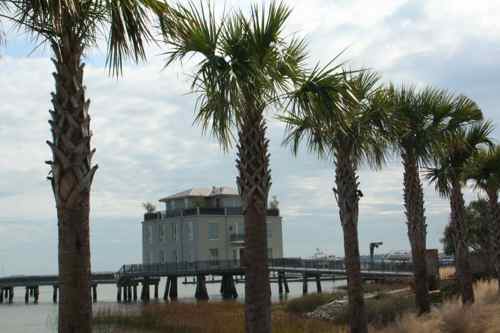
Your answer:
425;121;493;304
3;0;163;331
281;69;385;333
381;86;482;314
464;145;500;289
160;2;307;332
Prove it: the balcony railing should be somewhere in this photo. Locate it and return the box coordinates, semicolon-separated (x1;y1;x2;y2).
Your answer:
229;233;245;242
144;208;280;221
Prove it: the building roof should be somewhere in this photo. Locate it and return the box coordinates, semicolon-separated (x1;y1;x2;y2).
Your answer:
159;186;239;202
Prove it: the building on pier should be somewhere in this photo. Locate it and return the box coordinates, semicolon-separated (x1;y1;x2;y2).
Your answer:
142;186;284;264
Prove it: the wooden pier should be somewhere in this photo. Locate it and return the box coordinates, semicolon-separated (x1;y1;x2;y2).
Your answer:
0;258;416;304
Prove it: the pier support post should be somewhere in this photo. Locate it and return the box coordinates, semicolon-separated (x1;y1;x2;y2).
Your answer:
9;287;14;303
128;285;133;303
154;282;159;300
92;285;98;303
25;287;29;304
316;275;322;293
163;278;171;301
278;272;283;295
124;283;129;303
283;273;290;293
195;274;209;301
133;283;138;302
34;286;39;304
53;286;58;304
0;288;3;303
142;277;150;302
117;285;122;303
169;276;178;301
302;275;308;295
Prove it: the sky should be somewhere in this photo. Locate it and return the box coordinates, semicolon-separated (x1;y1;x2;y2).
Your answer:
0;0;499;275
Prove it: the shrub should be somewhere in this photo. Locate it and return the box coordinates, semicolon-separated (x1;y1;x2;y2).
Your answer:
285;293;338;314
333;294;415;327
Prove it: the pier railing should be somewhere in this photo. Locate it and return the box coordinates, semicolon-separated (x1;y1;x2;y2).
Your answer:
116;258;413;280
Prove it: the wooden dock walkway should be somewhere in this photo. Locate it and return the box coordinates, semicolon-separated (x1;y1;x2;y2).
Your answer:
0;258;414;304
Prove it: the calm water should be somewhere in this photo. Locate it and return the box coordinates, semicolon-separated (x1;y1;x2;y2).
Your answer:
0;278;346;333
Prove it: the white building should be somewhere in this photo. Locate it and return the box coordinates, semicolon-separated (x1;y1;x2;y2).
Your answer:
142;186;284;264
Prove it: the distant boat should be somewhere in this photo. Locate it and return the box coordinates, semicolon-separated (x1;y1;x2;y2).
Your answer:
309;248;337;261
384;251;412;262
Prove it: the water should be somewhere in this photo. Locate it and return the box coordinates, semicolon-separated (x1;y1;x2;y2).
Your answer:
0;278;346;333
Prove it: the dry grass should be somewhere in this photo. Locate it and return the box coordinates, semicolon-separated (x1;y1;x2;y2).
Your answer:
94;301;348;333
372;280;500;333
94;280;500;333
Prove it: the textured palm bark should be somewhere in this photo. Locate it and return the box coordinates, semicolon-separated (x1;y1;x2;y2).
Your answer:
335;150;367;333
450;179;474;304
486;188;500;292
48;37;96;333
237;107;271;333
401;152;430;314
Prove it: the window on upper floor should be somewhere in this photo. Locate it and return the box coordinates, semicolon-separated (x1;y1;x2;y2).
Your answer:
267;248;273;259
171;223;177;241
159;224;165;242
266;223;272;239
148;225;153;244
208;223;219;240
184;198;189;208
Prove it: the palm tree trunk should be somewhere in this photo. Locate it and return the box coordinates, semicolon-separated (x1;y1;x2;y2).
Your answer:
402;152;430;314
49;38;96;333
335;151;367;333
237;107;272;333
486;188;500;292
450;178;474;304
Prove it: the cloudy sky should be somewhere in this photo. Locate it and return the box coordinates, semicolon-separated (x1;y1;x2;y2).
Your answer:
0;0;499;275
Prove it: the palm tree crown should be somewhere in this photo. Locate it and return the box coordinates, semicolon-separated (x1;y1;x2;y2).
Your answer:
426;121;494;196
465;145;500;193
4;0;163;74
161;1;307;147
282;69;386;169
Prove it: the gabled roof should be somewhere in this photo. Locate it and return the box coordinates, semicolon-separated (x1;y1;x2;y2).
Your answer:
159;186;239;202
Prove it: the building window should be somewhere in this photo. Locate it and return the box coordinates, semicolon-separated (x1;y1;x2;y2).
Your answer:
171;223;177;241
172;249;178;263
171;200;176;210
159;250;165;263
208;223;219;240
186;221;194;241
209;248;219;263
232;248;238;260
266;223;272;239
184;198;189;208
267;248;273;259
159;224;165;242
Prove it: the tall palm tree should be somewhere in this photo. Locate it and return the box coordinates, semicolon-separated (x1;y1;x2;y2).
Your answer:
4;0;162;331
464;145;500;289
281;70;386;333
160;2;307;332
426;121;493;304
381;86;482;314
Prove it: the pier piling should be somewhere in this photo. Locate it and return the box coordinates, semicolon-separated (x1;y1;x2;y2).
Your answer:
25;287;29;304
154;282;159;300
195;274;209;301
0;288;3;303
53;286;58;304
302;275;308;295
315;275;322;293
33;286;39;304
133;283;138;302
169;276;178;301
92;285;98;303
163;278;170;301
117;285;122;303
